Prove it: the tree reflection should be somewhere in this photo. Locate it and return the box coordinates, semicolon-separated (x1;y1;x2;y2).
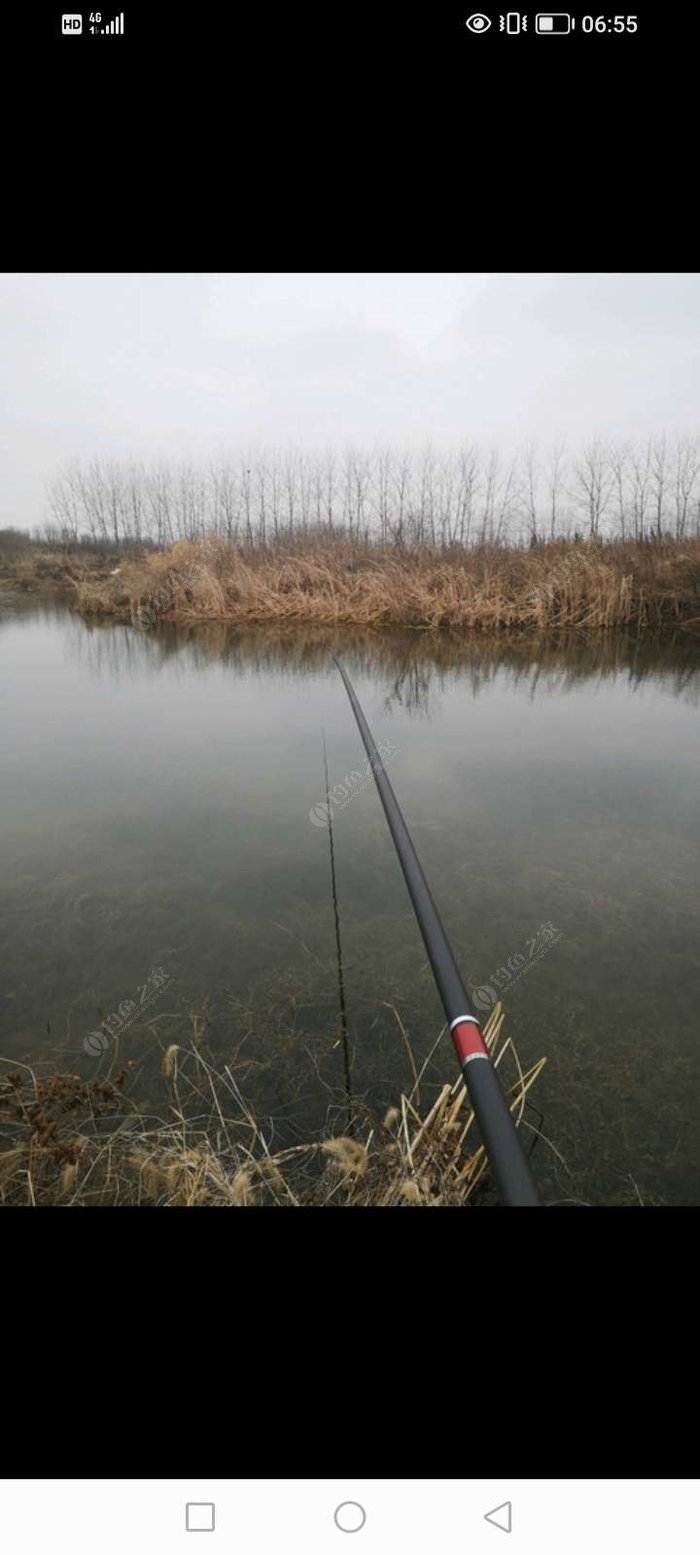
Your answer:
57;600;700;713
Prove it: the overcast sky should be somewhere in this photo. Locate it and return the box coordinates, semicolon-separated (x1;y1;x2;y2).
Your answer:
2;272;699;531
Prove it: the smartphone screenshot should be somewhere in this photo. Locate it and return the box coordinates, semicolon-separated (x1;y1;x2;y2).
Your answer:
3;0;699;1251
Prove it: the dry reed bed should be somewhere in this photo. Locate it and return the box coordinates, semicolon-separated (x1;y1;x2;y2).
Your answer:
0;1004;544;1205
72;536;700;634
0;544;122;595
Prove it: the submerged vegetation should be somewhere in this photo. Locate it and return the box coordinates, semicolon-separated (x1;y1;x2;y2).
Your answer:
0;1004;545;1205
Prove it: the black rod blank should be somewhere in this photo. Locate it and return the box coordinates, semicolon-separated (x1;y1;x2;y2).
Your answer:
333;653;542;1208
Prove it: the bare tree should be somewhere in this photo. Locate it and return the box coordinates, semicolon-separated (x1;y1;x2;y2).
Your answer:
269;450;281;541
301;460;312;539
105;460;127;546
479;450;498;544
211;459;240;543
240;459;253;545
373;446;392;545
521;443;540;545
323;448;337;530
480;449;517;544
572;438;614;538
340;446;370;541
494;453;519;545
309;451;324;530
173;462;205;541
80;460;109;543
629;438;652;540
650;434;668;539
672;433;700;539
391;449;412;546
417;444;437;547
256;454;268;546
341;446;354;537
46;462;81;546
352;446;371;542
610;440;630;542
456;444;480;546
545;438;568;541
125;462;144;544
146;462;173;547
283;449;298;536
42;435;700;558
436;450;457;547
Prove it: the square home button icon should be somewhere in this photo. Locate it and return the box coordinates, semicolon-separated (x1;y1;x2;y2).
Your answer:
186;1505;216;1533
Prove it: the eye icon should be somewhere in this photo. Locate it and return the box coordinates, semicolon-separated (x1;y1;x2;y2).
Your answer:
466;11;492;27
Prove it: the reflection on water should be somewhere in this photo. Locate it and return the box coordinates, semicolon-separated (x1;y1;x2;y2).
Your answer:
2;592;700;1204
66;610;700;709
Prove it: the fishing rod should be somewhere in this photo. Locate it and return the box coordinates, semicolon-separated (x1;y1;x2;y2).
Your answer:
332;653;542;1208
323;730;353;1132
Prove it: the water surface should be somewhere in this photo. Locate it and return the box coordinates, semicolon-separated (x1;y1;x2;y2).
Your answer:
2;590;699;1204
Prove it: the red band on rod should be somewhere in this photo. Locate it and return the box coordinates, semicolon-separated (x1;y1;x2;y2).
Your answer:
451;1019;489;1064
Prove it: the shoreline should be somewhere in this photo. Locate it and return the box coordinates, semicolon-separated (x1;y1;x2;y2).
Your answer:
2;533;700;637
0;1004;544;1206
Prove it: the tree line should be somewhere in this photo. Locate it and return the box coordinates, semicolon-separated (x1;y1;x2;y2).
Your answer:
43;435;700;550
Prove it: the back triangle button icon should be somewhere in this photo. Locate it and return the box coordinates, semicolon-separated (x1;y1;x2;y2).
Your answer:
484;1503;512;1534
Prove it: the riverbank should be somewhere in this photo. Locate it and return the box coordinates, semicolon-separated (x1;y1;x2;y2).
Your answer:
3;533;700;634
0;1004;544;1206
0;533;129;596
69;534;700;635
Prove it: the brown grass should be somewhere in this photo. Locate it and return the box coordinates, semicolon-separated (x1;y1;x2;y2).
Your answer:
69;534;700;635
0;540;123;596
0;1003;545;1206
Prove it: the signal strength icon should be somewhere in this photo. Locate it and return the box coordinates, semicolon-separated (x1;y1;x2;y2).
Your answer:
101;11;124;31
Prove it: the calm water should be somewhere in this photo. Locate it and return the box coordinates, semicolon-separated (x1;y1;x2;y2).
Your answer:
2;591;700;1204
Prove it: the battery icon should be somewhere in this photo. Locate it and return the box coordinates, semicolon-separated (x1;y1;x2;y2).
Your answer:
536;12;571;28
